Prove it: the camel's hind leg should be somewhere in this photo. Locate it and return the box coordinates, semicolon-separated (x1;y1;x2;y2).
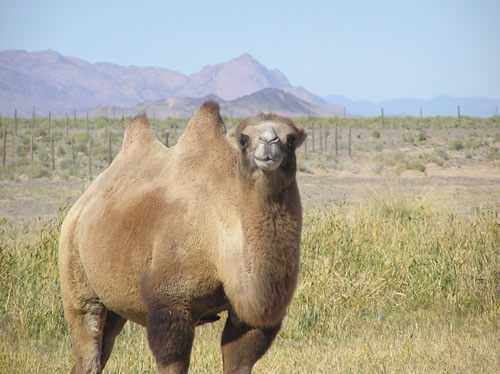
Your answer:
65;304;127;374
221;313;281;374
100;311;127;370
65;300;107;374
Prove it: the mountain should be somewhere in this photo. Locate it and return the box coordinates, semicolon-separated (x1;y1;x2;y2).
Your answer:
0;49;188;115
0;49;324;116
93;88;341;118
324;94;500;117
177;53;290;100
4;49;496;118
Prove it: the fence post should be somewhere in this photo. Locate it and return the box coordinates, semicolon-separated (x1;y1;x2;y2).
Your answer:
304;129;309;158
14;109;18;136
172;123;177;145
31;108;35;176
1;116;6;168
319;123;323;153
381;107;385;126
87;112;92;179
13;109;18;165
335;122;339;158
324;127;329;154
348;126;352;158
164;131;170;147
72;110;76;173
71;135;76;172
65;114;69;139
311;123;315;152
457;105;461;123
49;112;55;171
107;119;112;165
86;112;90;137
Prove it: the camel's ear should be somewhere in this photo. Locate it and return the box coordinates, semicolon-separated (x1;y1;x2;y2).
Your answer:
226;125;241;149
289;128;307;149
227;120;250;151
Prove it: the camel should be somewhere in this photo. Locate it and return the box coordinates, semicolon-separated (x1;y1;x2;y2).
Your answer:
58;101;306;374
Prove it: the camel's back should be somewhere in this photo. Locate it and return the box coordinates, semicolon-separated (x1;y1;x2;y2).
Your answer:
59;106;236;322
58;124;175;322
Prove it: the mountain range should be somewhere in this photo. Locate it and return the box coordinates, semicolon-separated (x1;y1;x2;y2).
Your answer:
324;95;499;117
0;49;331;117
92;88;339;118
0;49;498;118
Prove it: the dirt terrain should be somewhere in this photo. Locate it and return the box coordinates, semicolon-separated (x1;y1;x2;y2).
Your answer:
1;167;499;222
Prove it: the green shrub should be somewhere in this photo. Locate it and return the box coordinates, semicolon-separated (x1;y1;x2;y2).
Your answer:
449;140;464;151
416;130;427;142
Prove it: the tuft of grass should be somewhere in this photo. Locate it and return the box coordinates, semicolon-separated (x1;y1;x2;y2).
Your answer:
0;198;498;373
449;140;464;151
416;130;427;142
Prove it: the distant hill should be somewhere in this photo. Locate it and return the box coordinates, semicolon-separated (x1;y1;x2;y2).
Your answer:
1;49;497;118
0;49;323;116
93;88;342;118
324;95;500;117
0;49;188;115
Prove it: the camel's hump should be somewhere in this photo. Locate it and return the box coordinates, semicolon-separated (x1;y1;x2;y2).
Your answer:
122;113;156;152
177;101;226;147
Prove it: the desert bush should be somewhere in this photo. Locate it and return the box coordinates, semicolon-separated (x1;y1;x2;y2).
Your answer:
485;146;500;161
395;159;426;174
57;144;66;157
402;132;415;144
416;130;427;142
33;165;51;178
449;140;464;151
434;148;450;161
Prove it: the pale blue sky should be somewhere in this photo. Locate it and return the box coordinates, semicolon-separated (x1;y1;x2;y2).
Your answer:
1;0;498;100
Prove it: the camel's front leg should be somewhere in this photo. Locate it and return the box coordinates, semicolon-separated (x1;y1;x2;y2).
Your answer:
221;313;281;374
145;299;195;374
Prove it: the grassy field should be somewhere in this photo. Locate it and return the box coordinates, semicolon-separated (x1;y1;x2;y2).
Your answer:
1;196;498;373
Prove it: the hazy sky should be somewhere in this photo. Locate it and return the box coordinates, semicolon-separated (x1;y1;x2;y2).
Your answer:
1;0;498;100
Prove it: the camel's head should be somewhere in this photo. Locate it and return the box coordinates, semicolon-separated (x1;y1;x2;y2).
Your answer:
230;113;306;179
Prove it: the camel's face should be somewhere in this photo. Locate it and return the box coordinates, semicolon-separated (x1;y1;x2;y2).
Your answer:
233;115;306;175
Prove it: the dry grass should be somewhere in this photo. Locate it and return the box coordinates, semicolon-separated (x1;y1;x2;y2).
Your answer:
0;196;498;373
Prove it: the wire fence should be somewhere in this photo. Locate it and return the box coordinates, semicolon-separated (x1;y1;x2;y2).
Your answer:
0;108;498;180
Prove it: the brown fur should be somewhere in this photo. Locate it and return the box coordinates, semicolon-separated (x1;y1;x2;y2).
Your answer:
58;101;306;373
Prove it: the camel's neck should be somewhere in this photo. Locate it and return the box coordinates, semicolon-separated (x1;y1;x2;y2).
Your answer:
223;173;302;327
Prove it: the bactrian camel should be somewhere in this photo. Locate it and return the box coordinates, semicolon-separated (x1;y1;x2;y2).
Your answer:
58;101;306;373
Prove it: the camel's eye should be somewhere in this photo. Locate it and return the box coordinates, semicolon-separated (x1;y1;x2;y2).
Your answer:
286;134;296;148
239;134;250;149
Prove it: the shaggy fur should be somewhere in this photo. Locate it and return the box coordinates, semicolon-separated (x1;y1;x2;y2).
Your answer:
58;102;306;373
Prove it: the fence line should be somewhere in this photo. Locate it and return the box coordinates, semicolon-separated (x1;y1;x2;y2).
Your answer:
1;108;498;179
